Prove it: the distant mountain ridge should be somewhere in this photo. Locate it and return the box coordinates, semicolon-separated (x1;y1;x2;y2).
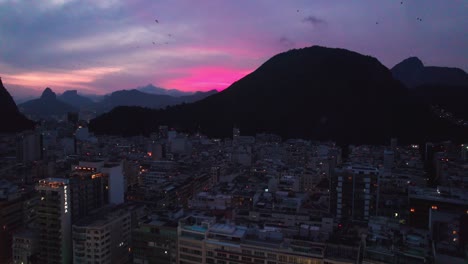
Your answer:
18;86;217;118
89;46;467;144
0;77;35;132
19;88;78;118
58;90;95;108
391;57;468;88
96;89;217;113
392;57;468;119
136;84;195;97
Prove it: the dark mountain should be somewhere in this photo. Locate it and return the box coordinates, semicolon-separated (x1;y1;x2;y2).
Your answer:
89;46;467;144
58;90;95;109
137;84;194;97
19;88;78;118
392;57;468;88
96;89;217;113
410;85;468;118
81;93;105;103
99;89;179;111
0;78;35;133
178;90;217;103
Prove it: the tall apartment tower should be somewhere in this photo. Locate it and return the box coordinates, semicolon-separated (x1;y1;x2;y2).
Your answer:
72;206;132;264
16;131;43;164
383;150;394;175
334;165;380;222
233;127;240;145
390;138;398;150
102;162;125;205
36;178;72;264
69;166;108;222
71;160;125;214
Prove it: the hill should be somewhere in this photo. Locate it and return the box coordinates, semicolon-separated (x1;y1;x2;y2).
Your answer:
89;46;467;144
136;84;194;97
58;90;95;109
96;89;217;113
19;88;78;118
392;57;468;88
410;85;468;118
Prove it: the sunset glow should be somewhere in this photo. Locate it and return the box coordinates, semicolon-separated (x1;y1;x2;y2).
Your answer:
0;0;466;99
3;67;122;93
163;67;252;92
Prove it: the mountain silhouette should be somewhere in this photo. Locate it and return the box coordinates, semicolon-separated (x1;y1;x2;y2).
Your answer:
137;84;194;97
410;85;468;118
19;88;78;118
0;78;35;133
179;90;217;102
58;90;95;109
392;57;468;88
96;89;217;113
89;46;467;144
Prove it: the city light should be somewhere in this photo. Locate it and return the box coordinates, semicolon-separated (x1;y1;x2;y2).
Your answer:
2;1;465;263
64;185;68;214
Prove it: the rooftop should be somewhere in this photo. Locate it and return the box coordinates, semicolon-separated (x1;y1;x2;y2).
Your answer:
409;186;468;205
73;205;130;228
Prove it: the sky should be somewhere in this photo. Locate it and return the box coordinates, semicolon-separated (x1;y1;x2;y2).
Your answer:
0;0;467;99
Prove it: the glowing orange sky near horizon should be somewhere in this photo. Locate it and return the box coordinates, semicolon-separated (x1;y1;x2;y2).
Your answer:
2;65;252;95
3;67;123;94
162;67;252;92
1;1;466;98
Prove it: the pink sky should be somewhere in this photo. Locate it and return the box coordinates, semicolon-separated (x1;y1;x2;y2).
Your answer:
0;0;466;99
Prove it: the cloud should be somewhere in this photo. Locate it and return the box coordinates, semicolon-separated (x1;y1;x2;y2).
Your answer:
279;37;295;48
302;15;326;25
2;66;122;93
0;1;466;96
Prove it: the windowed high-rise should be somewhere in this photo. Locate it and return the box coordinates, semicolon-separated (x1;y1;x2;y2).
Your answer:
333;165;380;222
69;167;108;222
36;178;72;264
16;131;43;164
72;206;131;264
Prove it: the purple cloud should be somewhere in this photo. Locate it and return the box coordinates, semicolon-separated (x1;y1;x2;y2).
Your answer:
302;16;326;25
0;0;466;100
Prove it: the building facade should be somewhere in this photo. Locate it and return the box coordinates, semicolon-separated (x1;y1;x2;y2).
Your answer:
72;206;132;264
36;178;72;264
334;165;380;222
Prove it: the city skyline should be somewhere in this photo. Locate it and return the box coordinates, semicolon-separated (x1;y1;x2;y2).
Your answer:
1;0;467;99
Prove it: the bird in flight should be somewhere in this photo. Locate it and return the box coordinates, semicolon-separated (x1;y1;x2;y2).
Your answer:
155;19;159;23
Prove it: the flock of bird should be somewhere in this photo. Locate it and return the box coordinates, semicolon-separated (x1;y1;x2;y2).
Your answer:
151;19;171;46
130;1;427;52
376;1;423;25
